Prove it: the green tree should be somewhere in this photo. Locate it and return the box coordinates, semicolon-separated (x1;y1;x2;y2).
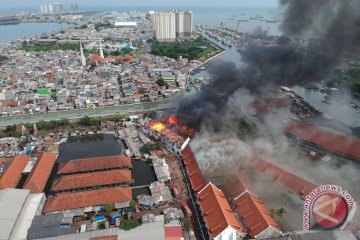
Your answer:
140;142;162;154
104;203;114;214
119;220;140;231
156;78;166;86
129;200;137;208
14;131;22;138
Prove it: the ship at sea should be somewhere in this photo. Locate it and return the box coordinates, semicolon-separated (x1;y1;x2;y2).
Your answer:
0;16;21;26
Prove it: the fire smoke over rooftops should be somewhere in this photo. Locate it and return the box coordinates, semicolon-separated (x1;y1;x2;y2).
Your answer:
176;0;360;130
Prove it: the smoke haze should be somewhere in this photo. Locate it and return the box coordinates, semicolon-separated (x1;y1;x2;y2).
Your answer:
177;0;360;130
175;0;360;230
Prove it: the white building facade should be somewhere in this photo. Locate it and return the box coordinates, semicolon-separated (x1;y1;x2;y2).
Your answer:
176;10;193;38
153;12;176;42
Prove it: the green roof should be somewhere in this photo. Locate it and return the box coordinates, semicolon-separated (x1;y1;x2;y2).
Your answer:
36;88;50;95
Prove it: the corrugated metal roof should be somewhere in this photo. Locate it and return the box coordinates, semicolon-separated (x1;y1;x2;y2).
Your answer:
0;189;30;240
27;213;77;240
10;193;46;240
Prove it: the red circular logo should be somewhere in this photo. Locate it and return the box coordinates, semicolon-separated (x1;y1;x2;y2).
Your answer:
311;193;348;229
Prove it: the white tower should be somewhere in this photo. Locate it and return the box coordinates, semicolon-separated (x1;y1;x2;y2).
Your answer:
99;41;104;60
80;42;86;66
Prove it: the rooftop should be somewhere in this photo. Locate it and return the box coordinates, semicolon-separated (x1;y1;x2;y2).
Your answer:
0;155;30;189
251;156;317;199
51;169;132;192
23;152;57;193
43;187;132;213
284;120;360;162
0;189;30;240
197;183;243;238
57;155;131;175
234;192;281;238
181;146;206;193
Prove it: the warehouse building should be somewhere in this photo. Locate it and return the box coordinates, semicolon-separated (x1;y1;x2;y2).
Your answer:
23;152;57;193
51;169;132;193
43;187;132;214
57;155;132;175
0;188;46;240
0;155;30;189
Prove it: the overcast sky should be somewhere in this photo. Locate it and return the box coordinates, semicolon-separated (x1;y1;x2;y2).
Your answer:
2;0;279;8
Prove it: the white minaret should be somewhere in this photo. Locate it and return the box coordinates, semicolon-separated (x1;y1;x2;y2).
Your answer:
99;41;104;60
80;41;86;66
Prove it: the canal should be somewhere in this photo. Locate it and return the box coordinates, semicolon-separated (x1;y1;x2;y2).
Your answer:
0;98;178;127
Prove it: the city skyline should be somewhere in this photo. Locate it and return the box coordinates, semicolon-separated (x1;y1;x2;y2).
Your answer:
1;0;279;9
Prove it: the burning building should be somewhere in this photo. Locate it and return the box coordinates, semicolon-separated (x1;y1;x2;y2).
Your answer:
142;114;193;155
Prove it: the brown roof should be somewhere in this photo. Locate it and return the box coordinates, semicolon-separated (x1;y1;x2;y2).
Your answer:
52;170;132;192
43;187;132;213
234;192;281;238
57;155;131;174
251;156;317;199
0;155;30;189
22;152;57;193
89;54;102;63
181;146;206;193
0;158;4;166
284;120;360;161
198;183;244;238
222;175;249;200
89;236;117;240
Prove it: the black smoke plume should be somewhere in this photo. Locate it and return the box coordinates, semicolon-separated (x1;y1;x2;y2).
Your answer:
177;0;360;130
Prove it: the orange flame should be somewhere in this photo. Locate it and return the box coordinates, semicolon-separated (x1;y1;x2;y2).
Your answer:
168;114;178;126
150;122;165;132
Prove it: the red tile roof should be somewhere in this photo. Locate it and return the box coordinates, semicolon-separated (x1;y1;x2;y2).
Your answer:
58;155;131;175
251;156;317;199
89;54;102;63
0;158;4;166
197;183;244;238
222;175;282;238
164;225;184;240
23;152;57;193
52;170;132;192
43;187;132;213
222;175;249;200
0;155;30;189
181;146;206;193
89;236;117;240
234;192;281;238
284;120;360;161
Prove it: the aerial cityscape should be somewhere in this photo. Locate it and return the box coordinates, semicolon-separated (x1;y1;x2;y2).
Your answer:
0;0;359;240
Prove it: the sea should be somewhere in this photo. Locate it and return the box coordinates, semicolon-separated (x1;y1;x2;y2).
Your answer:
0;6;283;44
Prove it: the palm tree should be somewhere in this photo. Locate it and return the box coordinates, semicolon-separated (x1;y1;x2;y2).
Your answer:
276;208;287;229
270;208;277;217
